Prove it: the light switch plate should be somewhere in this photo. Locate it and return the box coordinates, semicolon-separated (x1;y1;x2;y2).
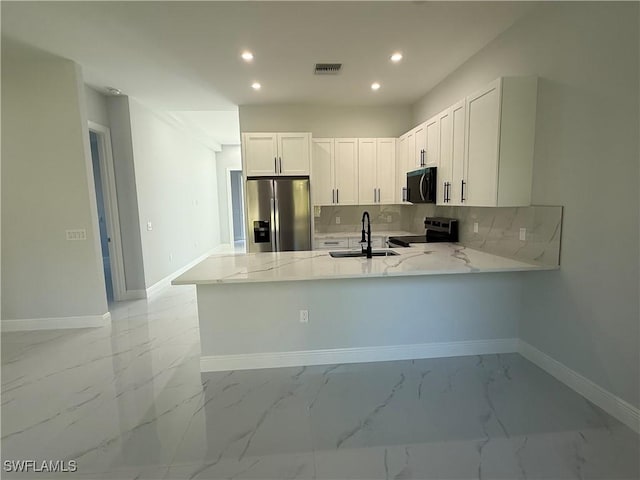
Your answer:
473;222;479;233
335;216;341;225
519;228;527;241
147;221;153;231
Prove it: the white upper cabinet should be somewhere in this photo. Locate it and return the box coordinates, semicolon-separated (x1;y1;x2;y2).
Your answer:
311;138;334;206
334;138;359;205
464;77;537;206
278;133;311;175
449;100;467;206
396;134;409;203
358;138;377;204
414;123;427;168
425;115;440;168
243;132;310;176
357;138;396;205
312;138;358;206
242;133;278;176
436;108;452;205
399;76;537;208
376;138;396;204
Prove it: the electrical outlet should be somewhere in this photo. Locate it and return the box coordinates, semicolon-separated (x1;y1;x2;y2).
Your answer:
387;215;392;223
299;310;309;323
473;222;479;233
519;228;527;241
147;221;153;231
335;216;341;225
65;229;87;241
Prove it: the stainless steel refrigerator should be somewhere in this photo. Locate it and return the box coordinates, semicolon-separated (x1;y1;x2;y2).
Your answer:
246;177;311;253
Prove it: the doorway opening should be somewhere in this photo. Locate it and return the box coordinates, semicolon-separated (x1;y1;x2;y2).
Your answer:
227;169;245;252
88;122;126;302
90;131;113;301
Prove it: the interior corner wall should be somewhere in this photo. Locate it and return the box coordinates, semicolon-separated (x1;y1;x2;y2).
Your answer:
412;3;639;408
215;145;242;245
84;86;110;127
238;104;412;138
127;99;221;288
1;45;108;321
106;96;146;292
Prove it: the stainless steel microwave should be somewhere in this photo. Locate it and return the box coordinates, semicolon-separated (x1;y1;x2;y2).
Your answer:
405;167;437;203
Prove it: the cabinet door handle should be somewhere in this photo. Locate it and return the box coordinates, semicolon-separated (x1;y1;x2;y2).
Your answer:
461;180;466;203
332;189;335;204
378;188;381;203
336;189;339;204
274;157;277;174
402;187;407;202
279;157;282;174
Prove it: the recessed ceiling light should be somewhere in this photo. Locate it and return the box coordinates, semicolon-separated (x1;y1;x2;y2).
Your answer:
371;82;381;91
241;51;254;62
252;82;261;90
106;87;122;95
390;52;403;63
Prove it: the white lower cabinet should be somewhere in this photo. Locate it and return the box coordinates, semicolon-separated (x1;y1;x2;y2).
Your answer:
315;237;349;250
314;236;384;251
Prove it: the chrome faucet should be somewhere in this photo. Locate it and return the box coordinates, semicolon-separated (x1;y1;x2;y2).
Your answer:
361;211;372;259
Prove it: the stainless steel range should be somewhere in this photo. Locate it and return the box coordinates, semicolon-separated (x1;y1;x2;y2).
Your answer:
388;217;459;247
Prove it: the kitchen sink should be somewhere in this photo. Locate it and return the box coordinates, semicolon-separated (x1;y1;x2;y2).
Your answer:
329;250;399;258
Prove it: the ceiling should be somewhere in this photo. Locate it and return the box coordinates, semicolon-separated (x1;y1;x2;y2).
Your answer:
2;1;535;146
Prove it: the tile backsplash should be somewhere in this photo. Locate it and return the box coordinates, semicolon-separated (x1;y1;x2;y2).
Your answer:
315;203;562;266
403;204;563;266
314;205;403;233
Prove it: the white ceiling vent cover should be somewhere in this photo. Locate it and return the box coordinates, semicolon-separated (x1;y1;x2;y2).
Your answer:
314;63;342;75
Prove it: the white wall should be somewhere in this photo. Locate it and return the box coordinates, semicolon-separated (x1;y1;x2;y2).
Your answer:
127;99;221;288
239;104;412;138
1;42;108;321
84;86;110;127
215;145;242;244
412;3;639;408
197;273;522;357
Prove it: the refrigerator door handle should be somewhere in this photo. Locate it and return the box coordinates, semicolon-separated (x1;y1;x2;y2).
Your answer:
273;195;281;251
270;197;278;251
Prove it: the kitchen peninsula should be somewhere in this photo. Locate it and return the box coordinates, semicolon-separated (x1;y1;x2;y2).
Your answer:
173;243;555;373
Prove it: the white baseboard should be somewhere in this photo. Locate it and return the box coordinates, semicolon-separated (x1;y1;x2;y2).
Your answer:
147;247;218;298
518;340;640;434
119;289;146;301
2;312;111;332
200;338;518;373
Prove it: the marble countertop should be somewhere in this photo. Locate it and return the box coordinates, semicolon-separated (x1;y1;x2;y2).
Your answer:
314;230;416;239
172;243;555;286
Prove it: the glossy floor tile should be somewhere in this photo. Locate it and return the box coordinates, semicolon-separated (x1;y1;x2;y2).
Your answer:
2;285;638;479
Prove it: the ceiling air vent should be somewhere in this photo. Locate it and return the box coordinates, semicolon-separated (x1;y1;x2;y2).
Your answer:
314;63;342;75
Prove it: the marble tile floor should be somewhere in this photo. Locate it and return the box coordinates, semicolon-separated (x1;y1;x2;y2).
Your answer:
2;285;638;480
